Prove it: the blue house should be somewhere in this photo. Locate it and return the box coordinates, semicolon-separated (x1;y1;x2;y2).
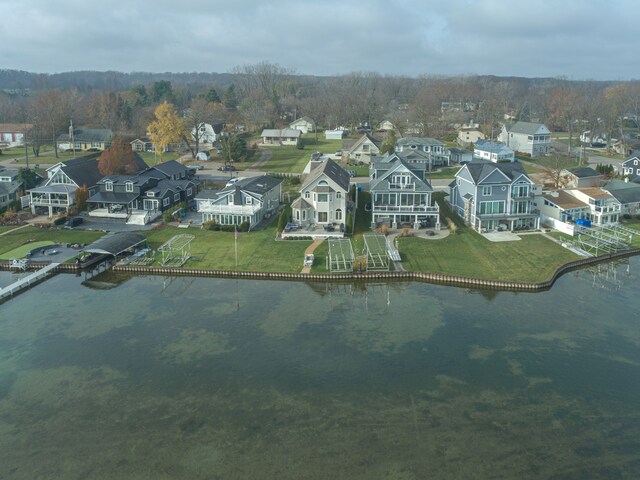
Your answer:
449;160;539;232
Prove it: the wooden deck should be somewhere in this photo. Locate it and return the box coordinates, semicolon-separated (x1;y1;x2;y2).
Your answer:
0;262;60;301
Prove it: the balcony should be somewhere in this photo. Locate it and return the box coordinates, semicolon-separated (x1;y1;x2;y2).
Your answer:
511;191;535;199
594;204;621;213
30;197;70;206
372;204;439;214
197;203;261;215
388;182;416;190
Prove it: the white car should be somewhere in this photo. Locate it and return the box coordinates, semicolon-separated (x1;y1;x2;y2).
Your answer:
225;177;242;187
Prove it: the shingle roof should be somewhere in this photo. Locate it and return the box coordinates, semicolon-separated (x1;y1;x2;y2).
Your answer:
462;160;527;184
301;158;350;192
226;175;281;196
396;137;444;147
261;129;301;138
152;160;190;177
58;128;113;143
504;121;548;135
568;167;600;178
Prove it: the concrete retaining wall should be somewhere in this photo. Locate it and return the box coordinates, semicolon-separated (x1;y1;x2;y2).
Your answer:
3;248;639;292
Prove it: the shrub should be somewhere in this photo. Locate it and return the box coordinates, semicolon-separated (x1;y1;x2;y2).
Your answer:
401;227;412;237
377;224;390;235
446;217;458;234
53;216;67;226
162;210;174;223
345;212;353;234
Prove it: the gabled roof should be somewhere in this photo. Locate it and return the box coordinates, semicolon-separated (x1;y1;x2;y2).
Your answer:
290;116;315;125
301;158;350;192
623;151;640;165
474;140;513;155
291;197;313;210
152;159;190;177
603;180;640;204
460;160;528;185
0;123;32;132
572;187;614;200
261;129;301;138
370;158;433;193
58;153;103;187
503;121;549;135
347;133;381;154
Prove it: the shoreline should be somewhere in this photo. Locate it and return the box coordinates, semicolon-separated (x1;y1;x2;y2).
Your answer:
2;248;639;292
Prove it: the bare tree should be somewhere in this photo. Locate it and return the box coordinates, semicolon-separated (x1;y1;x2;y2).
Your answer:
182;97;220;158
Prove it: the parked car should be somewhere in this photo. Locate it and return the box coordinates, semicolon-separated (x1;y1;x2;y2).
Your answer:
225;177;242;187
188;164;204;171
218;164;237;172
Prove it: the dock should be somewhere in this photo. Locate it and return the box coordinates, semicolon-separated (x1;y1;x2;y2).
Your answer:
0;262;60;301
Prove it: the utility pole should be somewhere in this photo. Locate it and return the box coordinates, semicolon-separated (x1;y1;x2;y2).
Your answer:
24;130;29;169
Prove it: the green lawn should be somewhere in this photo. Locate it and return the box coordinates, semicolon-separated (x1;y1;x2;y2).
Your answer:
398;232;580;282
142;221;311;272
0;241;54;260
259;135;344;173
428;166;462;179
0;226;105;258
138;152;181;167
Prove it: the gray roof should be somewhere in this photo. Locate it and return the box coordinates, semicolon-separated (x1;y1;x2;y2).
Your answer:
195;189;221;200
603;179;640;204
82;232;146;257
261;129;301;138
301;158;350;192
370;158;433;193
462;160;528;184
290;116;315;124
87;191;138;204
504;121;548;135
291;197;312;210
152;160;190;177
396;136;444;147
58;128;113;143
475;140;513;155
568;167;600;178
0;180;21;196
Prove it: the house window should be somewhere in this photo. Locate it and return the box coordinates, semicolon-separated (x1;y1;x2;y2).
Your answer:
105;181;113;192
295;210;300;220
336;192;342;198
482;186;492;196
246;197;252;204
479;201;505;214
317;193;328;202
302;210;306;220
187;188;192;196
318;212;328;222
305;191;310;199
335;209;342;221
363;144;370;152
174;193;180;202
125;182;133;192
163;197;170;207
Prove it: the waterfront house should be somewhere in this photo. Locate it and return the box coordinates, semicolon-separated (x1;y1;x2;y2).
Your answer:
346;133;381;164
87;160;199;225
602;179;640;217
291;159;350;230
562;188;620;225
28;153;108;216
261;129;301;146
538;190;590;225
369;155;439;230
498;121;551;157
449;160;540;232
473;140;515;163
195;175;282;228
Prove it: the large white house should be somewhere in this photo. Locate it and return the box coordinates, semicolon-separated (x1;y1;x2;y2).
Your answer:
291;159;351;230
498;121;551;157
289;116;315;134
473;140;515;163
261;129;301;146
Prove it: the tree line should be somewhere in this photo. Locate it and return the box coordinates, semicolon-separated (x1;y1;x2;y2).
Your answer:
2;64;639;160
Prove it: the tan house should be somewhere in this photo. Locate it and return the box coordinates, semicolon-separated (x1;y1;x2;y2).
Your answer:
457;128;485;146
346;133;381;164
57;128;113;151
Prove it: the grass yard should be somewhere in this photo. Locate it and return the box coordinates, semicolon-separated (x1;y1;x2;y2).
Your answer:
398;232;580;282
142;221;311;272
0;226;105;258
138;152;181;167
428;166;462;179
259;135;344;173
0;241;54;260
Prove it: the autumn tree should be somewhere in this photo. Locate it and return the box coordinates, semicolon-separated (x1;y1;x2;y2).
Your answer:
75;185;89;211
147;102;185;163
98;137;139;175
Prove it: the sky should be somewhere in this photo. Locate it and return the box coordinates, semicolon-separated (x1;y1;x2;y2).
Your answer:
1;0;638;81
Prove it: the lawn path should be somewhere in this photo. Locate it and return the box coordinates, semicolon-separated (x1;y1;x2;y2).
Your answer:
301;239;324;273
0;224;31;237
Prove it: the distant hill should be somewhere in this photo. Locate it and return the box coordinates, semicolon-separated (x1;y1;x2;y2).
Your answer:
0;69;239;91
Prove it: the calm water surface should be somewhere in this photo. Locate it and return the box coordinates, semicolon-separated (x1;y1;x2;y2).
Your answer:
0;260;639;479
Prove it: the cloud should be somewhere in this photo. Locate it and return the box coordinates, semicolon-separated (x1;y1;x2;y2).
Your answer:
0;0;638;80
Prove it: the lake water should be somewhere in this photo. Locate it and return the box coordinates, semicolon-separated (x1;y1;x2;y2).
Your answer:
1;261;640;479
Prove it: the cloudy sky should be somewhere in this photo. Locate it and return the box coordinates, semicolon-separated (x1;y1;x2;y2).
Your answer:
1;0;637;80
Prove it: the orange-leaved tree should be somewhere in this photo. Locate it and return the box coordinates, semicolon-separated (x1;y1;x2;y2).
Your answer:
98;137;138;175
